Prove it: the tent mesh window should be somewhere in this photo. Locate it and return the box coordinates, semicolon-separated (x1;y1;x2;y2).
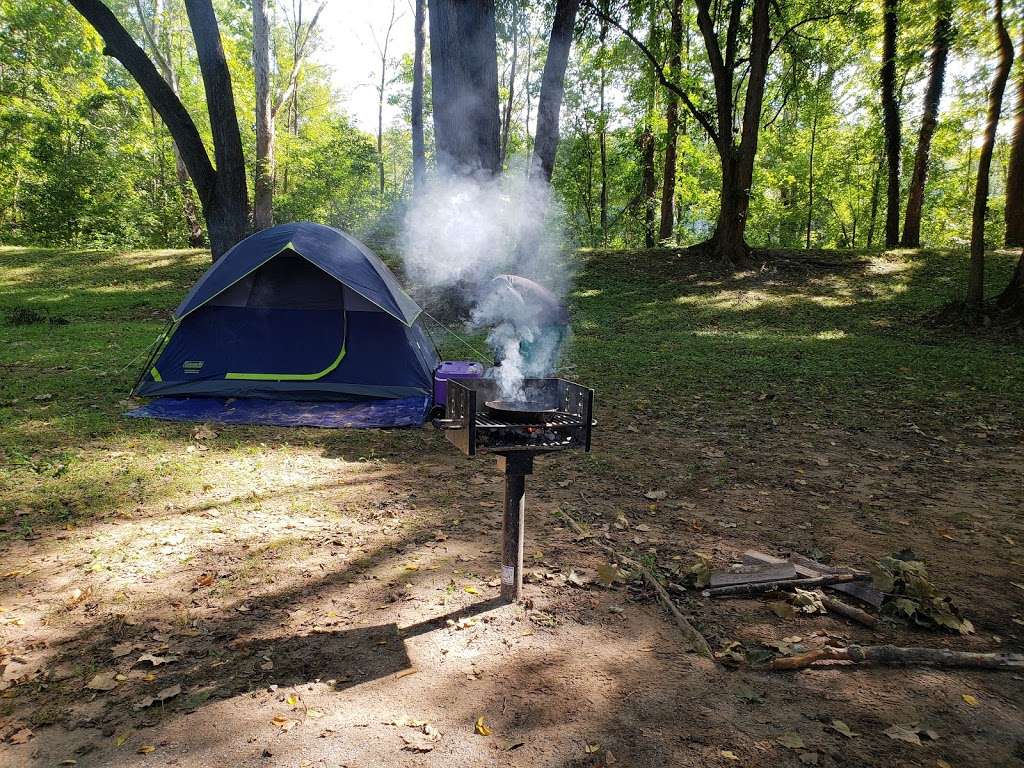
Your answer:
210;252;344;311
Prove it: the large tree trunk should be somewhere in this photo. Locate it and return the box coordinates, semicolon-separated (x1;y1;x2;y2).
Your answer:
901;0;952;248
530;0;580;183
428;0;501;176
69;0;248;259
703;0;770;266
880;0;901;248
184;0;250;257
253;0;273;230
967;0;1014;306
411;0;427;191
658;0;682;241
1004;28;1024;247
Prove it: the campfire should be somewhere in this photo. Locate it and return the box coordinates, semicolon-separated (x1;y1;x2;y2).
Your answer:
435;376;594;602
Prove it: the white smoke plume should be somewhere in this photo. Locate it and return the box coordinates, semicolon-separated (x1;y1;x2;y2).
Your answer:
401;166;571;399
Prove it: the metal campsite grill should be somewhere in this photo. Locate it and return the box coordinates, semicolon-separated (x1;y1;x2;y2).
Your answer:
435;377;594;602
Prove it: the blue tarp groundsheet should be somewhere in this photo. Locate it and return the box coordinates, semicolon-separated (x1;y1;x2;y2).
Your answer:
124;396;431;429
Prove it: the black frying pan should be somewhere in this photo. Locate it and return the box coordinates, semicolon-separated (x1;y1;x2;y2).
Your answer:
484;399;559;424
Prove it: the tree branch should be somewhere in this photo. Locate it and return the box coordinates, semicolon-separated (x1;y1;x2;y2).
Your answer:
583;0;719;144
273;1;326;117
67;0;216;203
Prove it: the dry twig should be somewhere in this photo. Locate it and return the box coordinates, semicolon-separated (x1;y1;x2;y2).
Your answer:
560;510;713;658
770;644;1023;671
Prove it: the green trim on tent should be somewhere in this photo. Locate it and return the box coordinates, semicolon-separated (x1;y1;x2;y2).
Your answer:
224;342;346;381
224;312;347;381
150;366;163;382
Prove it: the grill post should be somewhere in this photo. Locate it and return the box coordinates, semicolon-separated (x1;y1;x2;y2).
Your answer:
497;453;533;602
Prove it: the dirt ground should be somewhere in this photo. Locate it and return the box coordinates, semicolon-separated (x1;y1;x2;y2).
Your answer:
2;247;1024;767
2;401;1023;768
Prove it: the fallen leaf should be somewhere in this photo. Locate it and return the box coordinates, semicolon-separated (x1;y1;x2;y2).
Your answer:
566;569;589;587
829;720;857;738
114;733;130;747
720;750;739;760
474;716;492;736
137;745;156;754
307;709;325;719
271;714;299;732
778;732;805;749
644;490;667;500
111;642;135;659
597;563;624;586
936;760;952;768
286;694;300;707
401;733;435;752
961;694;978;707
463;585;479;595
768;601;797;619
86;671;119;691
883;724;922;746
584;743;601;753
134;653;177;667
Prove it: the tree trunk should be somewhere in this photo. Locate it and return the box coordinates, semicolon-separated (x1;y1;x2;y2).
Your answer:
658;0;682;241
866;151;883;247
968;0;1014;306
806;90;819;249
253;0;273;230
530;0;580;182
428;0;501;176
901;0;952;247
184;0;250;257
703;0;770;266
880;0;901;248
411;0;427;191
1005;27;1024;247
499;2;518;167
996;250;1024;311
641;125;656;247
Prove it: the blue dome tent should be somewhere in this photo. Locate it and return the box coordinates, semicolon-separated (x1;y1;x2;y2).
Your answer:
129;222;439;428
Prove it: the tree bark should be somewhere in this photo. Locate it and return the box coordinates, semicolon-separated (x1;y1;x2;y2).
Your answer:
967;0;1014;306
428;0;501;176
253;0;273;230
411;0;427;191
68;0;249;259
901;0;952;248
184;0;250;257
530;0;580;183
658;0;682;241
703;0;770;266
880;0;901;248
806;75;820;249
1004;27;1024;247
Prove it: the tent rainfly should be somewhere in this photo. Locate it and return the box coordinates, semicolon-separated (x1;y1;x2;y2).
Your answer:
134;222;438;401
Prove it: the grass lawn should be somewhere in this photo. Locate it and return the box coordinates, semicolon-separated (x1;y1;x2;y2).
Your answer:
0;244;1022;767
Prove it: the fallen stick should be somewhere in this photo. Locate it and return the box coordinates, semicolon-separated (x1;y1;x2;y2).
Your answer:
560;510;713;658
770;644;1024;671
820;594;878;628
702;573;868;598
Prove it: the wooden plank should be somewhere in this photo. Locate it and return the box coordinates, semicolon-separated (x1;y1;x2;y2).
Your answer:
742;550;884;608
709;563;798;587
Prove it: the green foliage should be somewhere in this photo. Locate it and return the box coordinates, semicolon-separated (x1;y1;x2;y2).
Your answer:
872;550;975;634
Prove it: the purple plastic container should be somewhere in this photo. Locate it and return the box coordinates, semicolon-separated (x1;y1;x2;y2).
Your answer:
434;361;485;410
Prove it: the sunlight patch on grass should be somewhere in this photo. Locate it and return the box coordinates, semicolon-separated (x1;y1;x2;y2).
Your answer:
814;330;848;340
